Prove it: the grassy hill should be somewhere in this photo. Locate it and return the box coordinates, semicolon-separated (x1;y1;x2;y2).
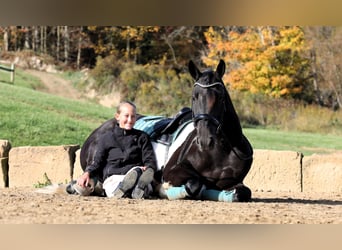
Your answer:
0;81;113;147
244;128;342;156
1;70;342;155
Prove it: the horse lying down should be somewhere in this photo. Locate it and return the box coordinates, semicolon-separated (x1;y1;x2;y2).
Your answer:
154;60;253;202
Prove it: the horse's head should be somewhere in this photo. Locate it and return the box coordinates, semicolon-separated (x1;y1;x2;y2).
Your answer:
189;59;228;150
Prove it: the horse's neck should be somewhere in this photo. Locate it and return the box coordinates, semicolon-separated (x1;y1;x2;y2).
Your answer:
222;99;243;145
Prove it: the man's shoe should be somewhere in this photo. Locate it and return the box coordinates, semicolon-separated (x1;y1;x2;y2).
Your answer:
113;169;139;198
131;168;154;199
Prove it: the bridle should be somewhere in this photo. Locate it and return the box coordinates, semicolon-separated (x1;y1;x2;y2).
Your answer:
192;81;225;135
190;81;253;161
176;80;226;164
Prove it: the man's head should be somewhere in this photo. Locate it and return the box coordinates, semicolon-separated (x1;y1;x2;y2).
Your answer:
115;101;137;130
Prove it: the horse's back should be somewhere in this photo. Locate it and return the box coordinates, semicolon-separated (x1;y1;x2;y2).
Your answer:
80;118;116;170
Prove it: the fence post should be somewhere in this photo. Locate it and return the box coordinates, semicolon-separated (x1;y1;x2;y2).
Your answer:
10;63;15;83
0;140;11;187
0;63;15;84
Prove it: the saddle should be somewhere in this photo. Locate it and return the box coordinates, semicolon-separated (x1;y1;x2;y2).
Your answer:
134;107;192;142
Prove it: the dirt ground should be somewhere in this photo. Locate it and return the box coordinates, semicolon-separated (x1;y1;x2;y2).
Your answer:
27;69;82;100
0;187;340;224
28;69;119;107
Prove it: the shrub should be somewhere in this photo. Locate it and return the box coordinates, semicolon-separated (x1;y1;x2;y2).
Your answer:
230;89;342;135
90;54;123;93
116;61;193;116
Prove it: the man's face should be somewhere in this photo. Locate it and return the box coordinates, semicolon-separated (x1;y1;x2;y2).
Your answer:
115;103;136;130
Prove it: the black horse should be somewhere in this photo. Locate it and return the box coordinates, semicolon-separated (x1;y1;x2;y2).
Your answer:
160;60;253;202
78;59;253;202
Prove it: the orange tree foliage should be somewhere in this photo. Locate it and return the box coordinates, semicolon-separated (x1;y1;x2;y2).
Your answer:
203;26;313;99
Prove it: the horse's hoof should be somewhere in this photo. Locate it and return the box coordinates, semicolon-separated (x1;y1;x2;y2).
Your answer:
234;185;252;202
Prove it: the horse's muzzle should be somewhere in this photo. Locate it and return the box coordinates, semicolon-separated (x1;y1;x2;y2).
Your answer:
196;135;215;150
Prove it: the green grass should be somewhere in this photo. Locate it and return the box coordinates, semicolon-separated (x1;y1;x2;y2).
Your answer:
0;82;114;147
244;128;342;156
0;66;44;89
60;70;86;88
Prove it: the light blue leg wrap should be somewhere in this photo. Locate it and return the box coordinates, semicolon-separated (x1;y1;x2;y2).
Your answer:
201;189;236;202
166;185;188;200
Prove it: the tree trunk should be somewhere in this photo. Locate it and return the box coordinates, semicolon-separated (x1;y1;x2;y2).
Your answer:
3;27;9;51
310;49;323;105
56;26;60;61
24;26;30;50
64;26;69;65
43;26;47;54
126;26;131;61
76;27;83;69
163;35;178;65
40;26;44;53
32;26;39;51
257;26;265;46
161;26;186;66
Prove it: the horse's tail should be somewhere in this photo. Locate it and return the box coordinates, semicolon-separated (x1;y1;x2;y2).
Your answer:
34;184;68;195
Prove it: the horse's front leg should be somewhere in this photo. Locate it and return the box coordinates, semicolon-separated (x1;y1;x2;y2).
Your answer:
155;158;201;200
162;162;205;200
162;177;205;200
199;183;252;202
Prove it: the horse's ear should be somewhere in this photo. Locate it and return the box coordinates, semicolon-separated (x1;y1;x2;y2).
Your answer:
188;60;201;80
216;59;226;78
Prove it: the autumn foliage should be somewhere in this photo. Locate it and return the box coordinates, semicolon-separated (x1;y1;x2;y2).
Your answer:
1;26;342;113
203;26;312;99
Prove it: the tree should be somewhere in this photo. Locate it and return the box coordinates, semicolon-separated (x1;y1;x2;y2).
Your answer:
203;26;313;100
305;26;342;109
56;26;61;61
2;27;9;51
64;26;69;65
